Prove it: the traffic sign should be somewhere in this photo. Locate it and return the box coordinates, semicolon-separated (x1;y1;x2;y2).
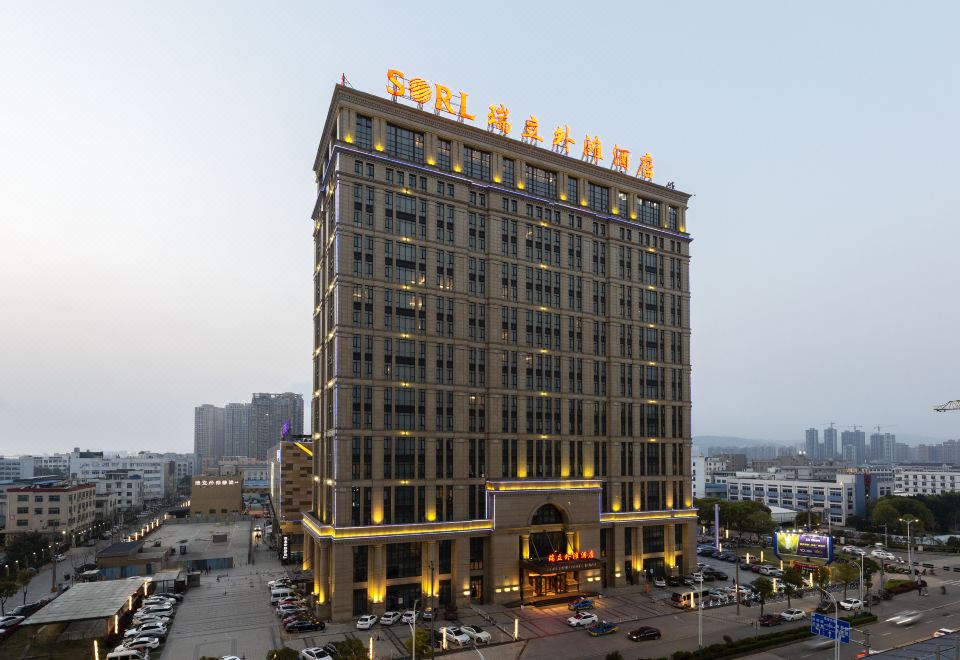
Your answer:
810;612;851;643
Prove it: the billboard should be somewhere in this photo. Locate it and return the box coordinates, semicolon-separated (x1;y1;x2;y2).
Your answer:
773;530;833;562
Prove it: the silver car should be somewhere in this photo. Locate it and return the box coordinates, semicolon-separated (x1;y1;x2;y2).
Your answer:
886;610;922;626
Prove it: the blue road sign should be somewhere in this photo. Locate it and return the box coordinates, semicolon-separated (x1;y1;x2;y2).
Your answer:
810;612;851;643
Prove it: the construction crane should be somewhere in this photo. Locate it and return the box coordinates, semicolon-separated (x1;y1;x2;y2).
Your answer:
935;401;960;412
875;424;896;433
848;425;862;432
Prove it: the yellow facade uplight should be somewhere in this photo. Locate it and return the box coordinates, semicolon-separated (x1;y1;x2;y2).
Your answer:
375;144;384;152
580;199;588;207
516;181;525;190
344;134;353;144
631;212;638;220
453;164;462;173
493;175;501;183
427;157;436;166
559;193;567;201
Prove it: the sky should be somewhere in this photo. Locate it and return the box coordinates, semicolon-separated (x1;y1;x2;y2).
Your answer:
1;1;959;455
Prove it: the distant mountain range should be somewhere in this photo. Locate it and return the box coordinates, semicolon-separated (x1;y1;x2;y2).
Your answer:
693;433;954;448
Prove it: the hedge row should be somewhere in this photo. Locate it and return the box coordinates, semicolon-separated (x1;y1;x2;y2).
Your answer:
637;613;876;660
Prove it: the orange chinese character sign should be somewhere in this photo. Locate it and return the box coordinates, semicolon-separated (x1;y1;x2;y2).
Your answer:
488;104;511;135
521;115;542;143
582;135;603;163
637;152;654;180
611;145;630;172
552;125;575;155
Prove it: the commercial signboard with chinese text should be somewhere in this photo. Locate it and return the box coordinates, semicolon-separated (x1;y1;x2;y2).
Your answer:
774;531;833;562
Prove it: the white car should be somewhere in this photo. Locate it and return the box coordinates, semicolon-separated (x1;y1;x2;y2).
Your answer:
460;625;492;643
379;611;401;625
653;576;666;587
0;616;24;628
442;626;471;647
886;610;922;626
299;649;332;660
54;554;67;562
133;622;168;637
780;609;805;621
567;612;599;627
144;598;176;607
268;579;292;589
124;636;161;650
132;616;170;627
401;610;418;624
356;614;378;630
934;628;958;637
838;598;863;611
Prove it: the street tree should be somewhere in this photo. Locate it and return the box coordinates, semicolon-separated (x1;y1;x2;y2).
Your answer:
0;581;18;615
753;576;774;616
266;648;299;660
404;628;434;658
833;562;860;600
16;569;33;606
782;567;804;608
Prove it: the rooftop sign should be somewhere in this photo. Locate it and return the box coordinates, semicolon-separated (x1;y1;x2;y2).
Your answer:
384;69;656;182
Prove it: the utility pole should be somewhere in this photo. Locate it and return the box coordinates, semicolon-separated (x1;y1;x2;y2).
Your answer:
900;517;917;583
735;558;740;615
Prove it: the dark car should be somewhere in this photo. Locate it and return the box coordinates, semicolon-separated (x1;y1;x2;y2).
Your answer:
666;575;680;587
323;642;341;657
10;601;47;617
707;571;728;580
627;626;661;641
286;619;325;632
815;601;835;614
680;576;695;586
759;614;783;627
702;573;716;582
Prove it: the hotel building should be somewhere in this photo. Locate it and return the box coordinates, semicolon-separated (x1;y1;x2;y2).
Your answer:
304;79;695;620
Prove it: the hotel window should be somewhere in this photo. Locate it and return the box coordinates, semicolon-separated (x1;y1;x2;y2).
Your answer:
437;139;451;172
567;177;578;203
355;115;372;149
638;198;660;226
668;206;679;230
524;165;557;199
386;124;424;164
587;182;609;213
463;146;490;181
502;158;515;186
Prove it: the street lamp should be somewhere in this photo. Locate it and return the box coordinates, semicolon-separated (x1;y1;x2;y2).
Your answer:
697;572;703;648
818;587;841;660
408;598;420;660
899;517;917;583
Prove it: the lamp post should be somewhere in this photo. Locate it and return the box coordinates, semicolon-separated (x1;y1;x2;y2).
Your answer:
899;517;917;583
818;587;841;660
697;572;703;648
409;598;420;660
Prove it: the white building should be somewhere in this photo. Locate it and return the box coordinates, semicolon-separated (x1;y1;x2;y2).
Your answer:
692;455;706;499
0;457;28;481
69;453;174;501
95;470;146;511
894;465;960;496
724;472;862;526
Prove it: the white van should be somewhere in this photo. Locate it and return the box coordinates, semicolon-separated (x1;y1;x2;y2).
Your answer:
270;589;295;604
108;648;149;660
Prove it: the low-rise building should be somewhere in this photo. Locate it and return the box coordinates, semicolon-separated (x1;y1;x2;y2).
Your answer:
4;482;97;540
270;440;314;563
724;472;865;526
894;465;960;495
189;476;243;518
95;469;145;511
69;452;176;502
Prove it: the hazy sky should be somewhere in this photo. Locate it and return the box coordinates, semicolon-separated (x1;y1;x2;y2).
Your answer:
2;2;959;455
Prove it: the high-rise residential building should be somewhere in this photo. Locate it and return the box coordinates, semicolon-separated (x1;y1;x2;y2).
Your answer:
303;78;694;620
194;404;225;465
805;428;820;460
250;393;304;460
823;426;838;460
224;402;252;457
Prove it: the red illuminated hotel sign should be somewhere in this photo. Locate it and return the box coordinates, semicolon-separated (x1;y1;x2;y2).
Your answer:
548;550;596;563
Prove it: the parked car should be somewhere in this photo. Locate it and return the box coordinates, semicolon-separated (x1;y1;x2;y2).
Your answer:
780;609;805;621
460;625;492;643
379;611;401;625
567;612;599;627
587;621;619;636
886;610;922;626
839;598;864;611
706;570;728;580
298;649;333;660
815;601;836;614
356;614;378;630
0;616;25;628
153;592;183;602
401;610;418;624
442;627;471;647
123;636;161;650
653;576;666;587
286;619;325;632
421;607;434;621
568;596;594;611
759;614;783;627
132;616;170;628
666;575;680;586
627;626;661;641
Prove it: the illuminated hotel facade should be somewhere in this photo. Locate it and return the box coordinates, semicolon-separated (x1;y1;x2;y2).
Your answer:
304;78;695;620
